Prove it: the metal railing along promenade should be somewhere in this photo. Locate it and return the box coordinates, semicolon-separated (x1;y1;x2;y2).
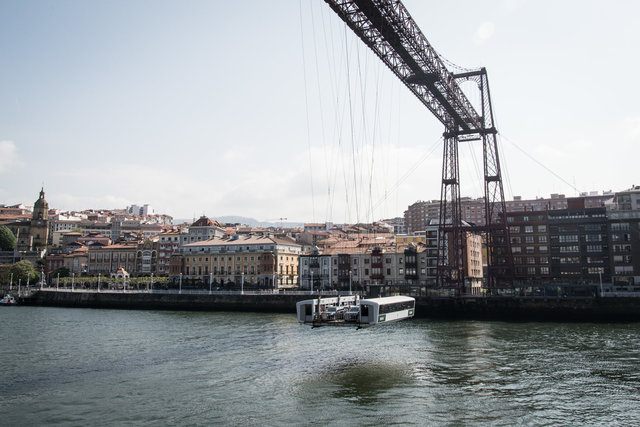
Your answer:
33;285;363;297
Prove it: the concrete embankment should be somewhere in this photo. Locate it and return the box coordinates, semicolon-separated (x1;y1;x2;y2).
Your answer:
21;290;302;313
415;296;640;322
20;290;640;322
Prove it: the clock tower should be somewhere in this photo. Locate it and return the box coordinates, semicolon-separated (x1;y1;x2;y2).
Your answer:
31;187;49;250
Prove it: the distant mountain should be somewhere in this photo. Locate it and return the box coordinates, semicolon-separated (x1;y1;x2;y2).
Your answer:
173;216;303;228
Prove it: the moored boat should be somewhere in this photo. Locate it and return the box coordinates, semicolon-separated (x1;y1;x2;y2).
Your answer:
0;295;17;306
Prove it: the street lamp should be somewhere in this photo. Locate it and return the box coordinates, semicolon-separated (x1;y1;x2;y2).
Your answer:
310;270;313;295
10;272;13;291
599;268;604;296
40;269;44;290
241;271;244;295
98;273;101;293
209;272;212;294
72;272;75;292
150;273;154;293
349;270;352;295
179;273;182;294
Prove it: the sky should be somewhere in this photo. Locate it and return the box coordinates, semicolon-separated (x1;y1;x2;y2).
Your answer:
1;0;639;224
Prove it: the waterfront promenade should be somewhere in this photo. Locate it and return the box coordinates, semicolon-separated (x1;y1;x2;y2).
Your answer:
12;285;640;322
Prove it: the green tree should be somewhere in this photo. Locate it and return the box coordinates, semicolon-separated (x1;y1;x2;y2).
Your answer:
9;260;40;283
53;266;70;278
0;225;16;251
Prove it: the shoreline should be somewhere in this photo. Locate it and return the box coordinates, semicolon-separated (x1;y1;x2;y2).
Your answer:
16;290;640;322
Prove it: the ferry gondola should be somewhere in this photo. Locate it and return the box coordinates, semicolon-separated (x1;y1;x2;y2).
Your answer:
296;295;415;328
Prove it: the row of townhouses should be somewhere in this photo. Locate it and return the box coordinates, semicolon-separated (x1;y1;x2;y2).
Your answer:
3;186;640;290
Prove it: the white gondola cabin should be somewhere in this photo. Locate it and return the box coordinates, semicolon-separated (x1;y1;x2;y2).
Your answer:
296;295;415;328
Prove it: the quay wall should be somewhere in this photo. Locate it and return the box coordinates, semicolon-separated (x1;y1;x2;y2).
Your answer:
414;296;640;322
19;291;640;322
21;291;302;313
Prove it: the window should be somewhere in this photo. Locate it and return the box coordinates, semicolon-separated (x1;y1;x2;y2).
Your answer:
538;225;547;233
585;224;603;232
525;226;533;233
558;257;580;264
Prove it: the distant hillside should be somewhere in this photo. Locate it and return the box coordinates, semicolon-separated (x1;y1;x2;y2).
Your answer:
173;216;303;228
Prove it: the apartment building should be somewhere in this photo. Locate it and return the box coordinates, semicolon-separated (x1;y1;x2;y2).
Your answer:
178;235;302;289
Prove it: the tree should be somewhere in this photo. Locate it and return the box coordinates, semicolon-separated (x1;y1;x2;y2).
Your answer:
0;225;16;251
8;260;39;283
53;266;70;278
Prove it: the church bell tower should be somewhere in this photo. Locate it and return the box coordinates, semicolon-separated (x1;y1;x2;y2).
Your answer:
30;187;49;250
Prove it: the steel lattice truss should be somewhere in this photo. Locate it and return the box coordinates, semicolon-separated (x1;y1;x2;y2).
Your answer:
325;0;514;290
324;0;481;132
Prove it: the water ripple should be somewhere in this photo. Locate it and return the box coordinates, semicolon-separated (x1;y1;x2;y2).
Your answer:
1;308;640;425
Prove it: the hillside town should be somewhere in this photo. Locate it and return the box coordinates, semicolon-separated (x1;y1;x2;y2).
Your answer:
1;186;640;295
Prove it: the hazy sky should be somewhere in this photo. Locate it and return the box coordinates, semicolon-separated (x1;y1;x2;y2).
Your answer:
1;1;639;223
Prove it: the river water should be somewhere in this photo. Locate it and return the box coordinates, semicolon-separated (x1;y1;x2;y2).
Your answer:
1;306;639;425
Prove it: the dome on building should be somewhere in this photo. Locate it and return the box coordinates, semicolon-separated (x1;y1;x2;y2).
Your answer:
34;187;48;209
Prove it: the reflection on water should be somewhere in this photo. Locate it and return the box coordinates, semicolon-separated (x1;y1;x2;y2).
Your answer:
299;360;414;406
330;360;414;404
1;308;640;425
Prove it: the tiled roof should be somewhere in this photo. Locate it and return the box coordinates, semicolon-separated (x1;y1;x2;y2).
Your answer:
191;216;221;227
183;235;300;248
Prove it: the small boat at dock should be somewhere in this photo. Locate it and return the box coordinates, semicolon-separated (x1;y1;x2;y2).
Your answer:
0;295;17;306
